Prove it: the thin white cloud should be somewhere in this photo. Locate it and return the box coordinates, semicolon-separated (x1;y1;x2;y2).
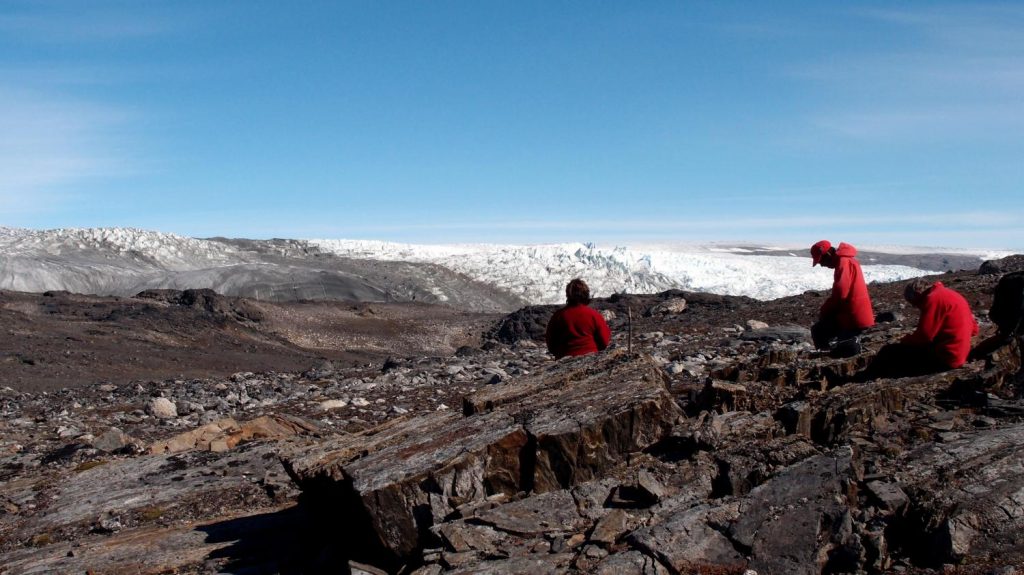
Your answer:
0;89;135;215
812;104;1024;140
798;4;1024;142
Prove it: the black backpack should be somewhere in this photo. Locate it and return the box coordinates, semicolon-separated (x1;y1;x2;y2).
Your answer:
990;271;1024;336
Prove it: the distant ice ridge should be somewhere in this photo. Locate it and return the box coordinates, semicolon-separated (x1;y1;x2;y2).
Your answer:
0;227;985;306
0;227;242;270
0;227;255;296
309;239;940;304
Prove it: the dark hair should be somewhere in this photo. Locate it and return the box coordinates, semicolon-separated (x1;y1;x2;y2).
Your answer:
565;278;591;305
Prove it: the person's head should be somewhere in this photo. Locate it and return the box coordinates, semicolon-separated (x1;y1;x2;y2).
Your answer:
811;240;837;269
565;278;591;306
904;278;934;307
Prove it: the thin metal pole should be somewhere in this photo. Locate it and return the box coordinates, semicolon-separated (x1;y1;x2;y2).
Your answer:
628;306;633;354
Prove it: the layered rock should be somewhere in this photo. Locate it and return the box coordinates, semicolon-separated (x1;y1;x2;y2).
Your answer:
894;424;1024;565
282;351;681;568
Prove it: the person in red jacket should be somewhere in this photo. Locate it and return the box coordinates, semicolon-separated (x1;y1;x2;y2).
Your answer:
859;278;979;379
810;240;875;352
545;278;611;359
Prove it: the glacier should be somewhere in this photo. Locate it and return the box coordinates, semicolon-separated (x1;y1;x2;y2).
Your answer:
309;239;996;304
0;227;1005;307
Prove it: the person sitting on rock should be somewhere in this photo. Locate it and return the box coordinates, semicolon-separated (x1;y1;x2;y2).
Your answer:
859;278;979;379
810;240;875;354
545;278;611;359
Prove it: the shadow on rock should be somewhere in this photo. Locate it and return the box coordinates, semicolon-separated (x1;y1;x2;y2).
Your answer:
197;503;342;575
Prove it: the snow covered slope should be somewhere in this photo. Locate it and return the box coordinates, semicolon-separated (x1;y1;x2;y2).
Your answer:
309;239;993;304
0;227;1002;308
0;227;244;295
0;228;525;311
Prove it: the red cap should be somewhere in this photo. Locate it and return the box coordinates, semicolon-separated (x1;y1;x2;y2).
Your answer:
810;240;831;266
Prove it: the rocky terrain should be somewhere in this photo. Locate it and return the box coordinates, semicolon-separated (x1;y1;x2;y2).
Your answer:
0;288;500;392
0;254;1022;574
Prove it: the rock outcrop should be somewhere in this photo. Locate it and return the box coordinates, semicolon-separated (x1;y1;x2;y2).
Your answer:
282;351;681;569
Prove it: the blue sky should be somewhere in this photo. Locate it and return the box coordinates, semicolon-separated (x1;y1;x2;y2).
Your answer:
1;1;1021;249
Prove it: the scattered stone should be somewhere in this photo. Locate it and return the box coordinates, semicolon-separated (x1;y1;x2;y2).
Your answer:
319;399;348;410
91;428;136;453
150;414;317;454
146;397;177;419
95;513;122;533
739;324;811;343
55;426;81;439
746;319;770;330
866;481;909;514
635;469;668;503
588;508;628;545
647;298;687;316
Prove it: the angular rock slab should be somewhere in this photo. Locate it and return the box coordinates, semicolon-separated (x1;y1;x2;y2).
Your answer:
627;502;745;573
730;446;860;575
462;349;646;416
896;424;1024;564
808;375;952;444
626;448;860;575
593;550;670;575
283;352;681;567
484;351;682;492
0;504;303;575
473;489;588;537
283;410;527;566
2;441;295;541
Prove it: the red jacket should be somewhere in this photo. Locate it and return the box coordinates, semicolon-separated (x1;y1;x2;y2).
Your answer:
902;282;979;368
820;243;875;331
545;304;611;359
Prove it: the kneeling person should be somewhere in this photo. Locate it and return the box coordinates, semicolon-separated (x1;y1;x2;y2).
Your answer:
810;240;875;352
862;278;978;379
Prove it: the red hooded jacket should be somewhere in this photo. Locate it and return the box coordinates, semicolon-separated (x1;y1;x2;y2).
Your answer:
902;282;979;368
820;243;875;331
545;304;611;359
